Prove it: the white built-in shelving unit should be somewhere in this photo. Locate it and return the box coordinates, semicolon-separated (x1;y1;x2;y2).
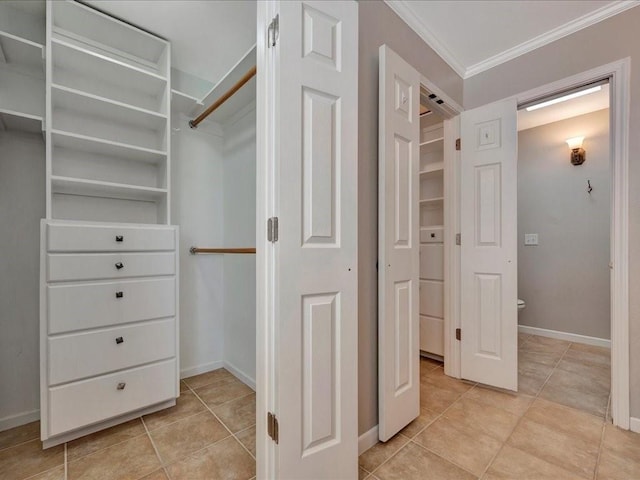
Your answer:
46;0;171;225
0;2;45;133
419;122;446;357
39;0;179;447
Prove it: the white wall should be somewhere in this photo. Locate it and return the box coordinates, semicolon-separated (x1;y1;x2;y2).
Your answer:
171;116;226;377
518;109;610;340
222;106;256;387
0;131;44;429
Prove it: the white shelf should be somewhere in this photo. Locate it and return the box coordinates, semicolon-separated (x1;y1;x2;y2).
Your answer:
0;108;42;133
51;84;167;131
51;175;167;202
419;197;444;205
421;225;443;230
0;30;44;74
51;130;167;165
420;162;444;174
420;137;444;153
52;38;166;110
171;89;202;115
52;1;168;76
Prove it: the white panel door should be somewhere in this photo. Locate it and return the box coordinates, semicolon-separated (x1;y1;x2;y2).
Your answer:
270;1;358;478
378;45;420;441
460;99;518;391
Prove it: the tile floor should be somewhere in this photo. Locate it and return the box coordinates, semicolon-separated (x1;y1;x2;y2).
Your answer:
0;368;256;480
359;334;635;480
1;335;638;480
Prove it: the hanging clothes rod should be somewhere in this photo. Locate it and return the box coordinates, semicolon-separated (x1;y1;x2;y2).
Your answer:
190;247;256;255
189;65;257;129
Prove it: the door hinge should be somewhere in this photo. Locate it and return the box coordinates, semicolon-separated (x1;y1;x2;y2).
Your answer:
456;328;461;341
455;233;461;246
267;217;279;243
268;14;279;47
455;138;461;151
267;412;279;444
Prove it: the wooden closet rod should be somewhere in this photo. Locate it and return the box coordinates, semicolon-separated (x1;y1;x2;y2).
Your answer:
190;247;256;255
189;65;257;129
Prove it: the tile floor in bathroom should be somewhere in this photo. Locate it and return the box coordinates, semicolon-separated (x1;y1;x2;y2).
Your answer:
2;334;639;480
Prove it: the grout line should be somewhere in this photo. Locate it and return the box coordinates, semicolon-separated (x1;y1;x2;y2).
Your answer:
410;438;481;478
593;421;607;480
64;442;68;480
141;416;167;477
0;436;41;454
366;381;475;477
185;381;257;462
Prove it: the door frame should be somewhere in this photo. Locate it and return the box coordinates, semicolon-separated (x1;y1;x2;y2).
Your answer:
447;58;631;429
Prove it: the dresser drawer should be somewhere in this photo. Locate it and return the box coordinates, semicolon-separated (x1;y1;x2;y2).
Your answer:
48;278;175;334
48;318;175;385
47;224;175;252
48;359;176;437
47;252;175;282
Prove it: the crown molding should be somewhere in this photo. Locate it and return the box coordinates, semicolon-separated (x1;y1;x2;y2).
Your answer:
465;0;639;78
384;0;467;78
384;0;639;80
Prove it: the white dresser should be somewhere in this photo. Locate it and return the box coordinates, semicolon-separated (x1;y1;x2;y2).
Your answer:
40;220;179;446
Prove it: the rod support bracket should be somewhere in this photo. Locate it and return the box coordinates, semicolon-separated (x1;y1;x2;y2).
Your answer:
188;120;198;129
189;246;197;254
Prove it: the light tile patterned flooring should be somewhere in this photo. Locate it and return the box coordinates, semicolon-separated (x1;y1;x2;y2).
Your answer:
1;335;639;480
0;368;256;480
359;334;638;480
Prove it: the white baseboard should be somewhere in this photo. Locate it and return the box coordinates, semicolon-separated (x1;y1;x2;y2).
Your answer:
358;424;379;455
180;360;224;379
224;361;256;391
0;409;40;432
630;417;640;433
518;325;610;348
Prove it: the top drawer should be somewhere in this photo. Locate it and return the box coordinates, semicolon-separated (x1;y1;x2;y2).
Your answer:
47;224;175;252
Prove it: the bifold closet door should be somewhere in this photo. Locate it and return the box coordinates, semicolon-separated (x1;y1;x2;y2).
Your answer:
377;45;420;442
265;1;359;479
460;98;518;391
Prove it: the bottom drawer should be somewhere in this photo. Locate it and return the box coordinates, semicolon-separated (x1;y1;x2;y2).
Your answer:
420;315;444;356
48;359;176;437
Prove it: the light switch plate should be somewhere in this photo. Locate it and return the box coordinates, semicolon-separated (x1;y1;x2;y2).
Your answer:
524;233;539;246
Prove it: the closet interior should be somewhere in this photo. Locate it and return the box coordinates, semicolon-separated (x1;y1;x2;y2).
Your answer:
0;0;257;448
418;89;446;359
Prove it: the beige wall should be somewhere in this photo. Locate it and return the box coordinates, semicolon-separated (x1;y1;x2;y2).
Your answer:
357;0;463;435
464;7;640;418
518;109;610;340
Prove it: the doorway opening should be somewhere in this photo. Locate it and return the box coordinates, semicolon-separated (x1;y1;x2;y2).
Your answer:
516;80;612;419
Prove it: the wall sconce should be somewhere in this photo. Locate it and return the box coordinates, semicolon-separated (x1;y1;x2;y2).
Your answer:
566;136;586;165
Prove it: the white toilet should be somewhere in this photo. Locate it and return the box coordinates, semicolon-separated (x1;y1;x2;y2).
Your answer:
518;299;526;311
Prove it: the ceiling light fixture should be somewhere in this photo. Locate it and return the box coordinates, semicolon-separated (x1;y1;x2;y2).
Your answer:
525;85;602;112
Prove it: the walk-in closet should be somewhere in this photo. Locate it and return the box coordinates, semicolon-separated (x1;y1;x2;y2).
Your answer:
1;0;259;476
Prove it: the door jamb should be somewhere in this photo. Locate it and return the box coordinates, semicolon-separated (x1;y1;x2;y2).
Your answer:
449;59;630;428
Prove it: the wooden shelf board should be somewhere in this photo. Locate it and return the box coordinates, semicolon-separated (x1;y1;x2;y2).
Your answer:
51;175;167;202
420;162;444;174
420;137;444;153
0;30;44;72
421;225;444;230
52;84;167;131
0;109;43;133
419;197;444;205
52;38;167;98
51;130;167;164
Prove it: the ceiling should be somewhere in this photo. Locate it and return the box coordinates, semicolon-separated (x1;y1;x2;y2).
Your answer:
385;0;638;78
518;83;609;131
85;1;256;87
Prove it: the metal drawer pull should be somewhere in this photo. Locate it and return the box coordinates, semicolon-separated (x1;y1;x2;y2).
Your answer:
117;382;126;390
115;291;123;298
115;235;124;242
115;262;124;270
115;336;124;344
